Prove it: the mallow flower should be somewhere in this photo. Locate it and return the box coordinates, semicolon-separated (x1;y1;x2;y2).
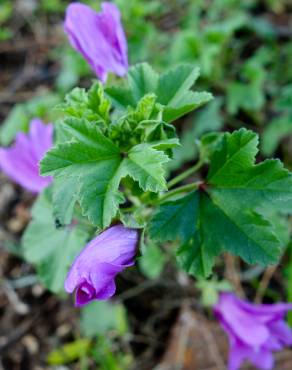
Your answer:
64;2;128;83
65;224;138;307
0;118;53;193
214;292;292;370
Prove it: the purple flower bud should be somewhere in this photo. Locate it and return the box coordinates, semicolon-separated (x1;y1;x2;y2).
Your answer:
64;2;128;83
65;225;138;306
0;118;53;193
214;292;292;370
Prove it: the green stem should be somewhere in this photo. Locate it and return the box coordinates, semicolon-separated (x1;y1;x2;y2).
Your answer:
159;182;201;203
167;159;204;189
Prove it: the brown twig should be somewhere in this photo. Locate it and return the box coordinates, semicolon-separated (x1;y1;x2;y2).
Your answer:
224;254;245;298
254;265;278;304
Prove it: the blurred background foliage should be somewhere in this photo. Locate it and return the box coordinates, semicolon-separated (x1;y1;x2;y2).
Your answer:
1;0;292;368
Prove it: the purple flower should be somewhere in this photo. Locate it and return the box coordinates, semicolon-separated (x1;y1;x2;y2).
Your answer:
214;292;292;370
65;224;138;307
64;2;128;83
0;118;53;193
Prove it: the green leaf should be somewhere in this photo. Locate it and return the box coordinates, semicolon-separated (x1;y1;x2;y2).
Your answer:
150;129;292;277
0;93;60;145
41;119;171;227
123;143;169;192
107;63;212;123
156;64;212;122
105;86;136;110
0;105;28;145
22;189;89;293
156;64;200;106
47;339;90;365
175;191;281;277
52;177;79;225
78;162;125;227
149;191;198;243
138;243;166;279
169;98;223;171
128;63;159;101
56;47;90;91
162;91;212;123
196;278;232;307
81;301;128;337
226;61;265;114
261;115;292;156
208;130;292;211
40;119;123;227
108;93;177;150
56;82;110;129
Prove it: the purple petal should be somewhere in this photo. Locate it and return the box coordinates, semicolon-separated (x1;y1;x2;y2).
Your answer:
228;340;250;370
0;119;53;193
64;225;138;305
76;281;96;306
215;293;292;370
64;2;128;82
215;293;269;347
238;299;292;323
248;349;274;370
95;279;117;300
228;339;274;370
269;320;292;346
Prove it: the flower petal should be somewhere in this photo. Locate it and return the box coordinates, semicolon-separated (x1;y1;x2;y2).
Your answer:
215;293;269;347
64;2;128;82
0;119;53;193
64;225;138;304
269;320;292;346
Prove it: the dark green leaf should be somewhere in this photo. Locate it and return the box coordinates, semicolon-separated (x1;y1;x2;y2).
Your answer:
150;129;292;277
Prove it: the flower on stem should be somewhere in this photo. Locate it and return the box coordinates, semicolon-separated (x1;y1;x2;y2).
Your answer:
0;118;53;193
65;224;138;307
214;292;292;370
64;2;128;83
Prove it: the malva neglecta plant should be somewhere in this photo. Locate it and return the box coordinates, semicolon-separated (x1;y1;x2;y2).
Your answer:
2;2;292;370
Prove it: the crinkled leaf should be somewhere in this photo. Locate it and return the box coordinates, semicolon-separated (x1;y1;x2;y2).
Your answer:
106;63;211;123
128;63;159;101
122;143;169;192
40;119;123;227
56;82;110;128
41;119;171;227
156;64;212;122
105;86;136;110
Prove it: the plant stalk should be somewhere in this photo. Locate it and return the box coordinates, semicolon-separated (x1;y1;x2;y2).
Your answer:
167;159;204;189
159;182;201;203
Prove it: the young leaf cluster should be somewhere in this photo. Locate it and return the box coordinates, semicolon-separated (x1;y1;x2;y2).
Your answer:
40;64;210;229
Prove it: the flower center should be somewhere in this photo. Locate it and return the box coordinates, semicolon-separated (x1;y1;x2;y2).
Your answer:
75;281;95;306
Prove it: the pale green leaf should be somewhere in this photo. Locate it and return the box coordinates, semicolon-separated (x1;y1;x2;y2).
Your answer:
22;189;89;293
81;301;128;337
139;243;166;279
123;143;169;192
